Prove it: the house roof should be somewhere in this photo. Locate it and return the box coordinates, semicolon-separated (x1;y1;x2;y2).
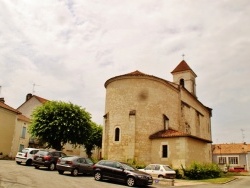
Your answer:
17;94;49;109
171;60;197;77
33;95;49;104
149;128;212;143
17;114;30;122
0;101;21;114
212;143;250;154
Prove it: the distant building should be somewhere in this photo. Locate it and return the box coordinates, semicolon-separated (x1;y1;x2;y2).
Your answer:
102;60;213;168
212;143;250;172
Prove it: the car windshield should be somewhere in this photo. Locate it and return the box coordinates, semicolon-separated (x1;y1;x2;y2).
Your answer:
21;149;29;153
121;163;136;171
163;165;174;171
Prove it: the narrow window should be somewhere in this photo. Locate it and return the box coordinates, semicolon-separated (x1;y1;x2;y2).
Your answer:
162;145;168;158
21;127;26;138
180;79;185;87
115;127;120;141
163;115;169;130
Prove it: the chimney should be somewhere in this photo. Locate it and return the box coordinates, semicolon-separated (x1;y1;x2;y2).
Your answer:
0;97;5;103
26;93;33;101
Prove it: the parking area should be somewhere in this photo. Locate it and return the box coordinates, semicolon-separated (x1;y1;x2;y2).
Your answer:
0;160;170;188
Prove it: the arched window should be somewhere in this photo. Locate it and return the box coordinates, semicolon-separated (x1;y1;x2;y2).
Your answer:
180;78;185;87
115;127;120;141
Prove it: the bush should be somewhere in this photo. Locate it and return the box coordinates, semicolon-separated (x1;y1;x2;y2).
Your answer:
182;162;222;180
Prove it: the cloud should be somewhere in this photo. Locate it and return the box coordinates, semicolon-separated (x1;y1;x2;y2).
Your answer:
0;0;250;143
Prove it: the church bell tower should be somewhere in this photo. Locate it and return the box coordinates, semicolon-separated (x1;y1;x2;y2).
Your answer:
171;60;197;97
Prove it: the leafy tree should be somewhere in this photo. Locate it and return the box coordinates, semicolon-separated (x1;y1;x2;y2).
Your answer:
29;101;92;151
84;122;103;158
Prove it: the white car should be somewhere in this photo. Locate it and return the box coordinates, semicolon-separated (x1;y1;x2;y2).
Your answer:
139;164;176;179
15;148;39;166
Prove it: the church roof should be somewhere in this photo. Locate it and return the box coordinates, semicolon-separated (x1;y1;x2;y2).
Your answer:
149;128;212;143
104;70;177;89
171;60;197;77
212;143;250;154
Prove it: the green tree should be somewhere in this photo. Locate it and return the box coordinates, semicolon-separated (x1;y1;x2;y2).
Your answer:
29;101;92;151
84;122;103;158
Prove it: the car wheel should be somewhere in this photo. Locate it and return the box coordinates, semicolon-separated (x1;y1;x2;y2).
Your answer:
34;165;39;169
49;163;55;171
127;177;135;187
94;171;102;181
16;161;21;165
158;175;164;178
25;159;32;166
58;170;64;175
71;169;79;176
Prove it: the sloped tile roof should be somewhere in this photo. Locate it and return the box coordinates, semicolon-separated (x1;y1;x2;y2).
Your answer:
212;143;250;154
104;70;177;90
0;102;21;114
149;128;212;143
17;94;49;109
33;95;49;104
17;114;30;122
171;60;197;77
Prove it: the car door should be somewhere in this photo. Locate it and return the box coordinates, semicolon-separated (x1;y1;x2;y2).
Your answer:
111;162;126;182
78;158;93;174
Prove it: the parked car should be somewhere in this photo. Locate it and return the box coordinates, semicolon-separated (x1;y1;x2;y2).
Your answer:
139;164;176;179
56;156;94;176
93;160;153;187
33;150;67;171
15;148;39;166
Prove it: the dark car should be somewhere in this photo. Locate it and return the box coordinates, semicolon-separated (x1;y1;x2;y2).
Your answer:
93;160;153;187
33;150;67;171
56;156;94;176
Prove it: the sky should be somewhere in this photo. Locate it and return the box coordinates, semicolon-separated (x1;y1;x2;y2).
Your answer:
0;0;249;144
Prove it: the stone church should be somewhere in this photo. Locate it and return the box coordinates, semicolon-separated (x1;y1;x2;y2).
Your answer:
102;60;213;169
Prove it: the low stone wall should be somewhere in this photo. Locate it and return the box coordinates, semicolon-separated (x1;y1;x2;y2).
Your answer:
153;178;174;186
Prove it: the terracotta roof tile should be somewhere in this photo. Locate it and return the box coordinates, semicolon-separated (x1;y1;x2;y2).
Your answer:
104;70;176;89
149;128;212;143
17;114;30;122
171;60;197;77
0;102;21;114
33;95;49;104
212;143;250;154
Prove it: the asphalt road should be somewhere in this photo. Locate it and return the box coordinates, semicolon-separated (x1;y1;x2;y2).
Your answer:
0;160;163;188
1;160;250;188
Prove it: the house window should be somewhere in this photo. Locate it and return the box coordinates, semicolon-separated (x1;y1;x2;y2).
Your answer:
163;115;169;130
180;79;185;87
21;127;26;138
19;144;24;152
228;157;238;164
218;157;227;164
115;127;120;141
162;145;168;158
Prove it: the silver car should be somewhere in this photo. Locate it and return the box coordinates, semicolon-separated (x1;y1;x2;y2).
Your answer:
139;164;176;179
